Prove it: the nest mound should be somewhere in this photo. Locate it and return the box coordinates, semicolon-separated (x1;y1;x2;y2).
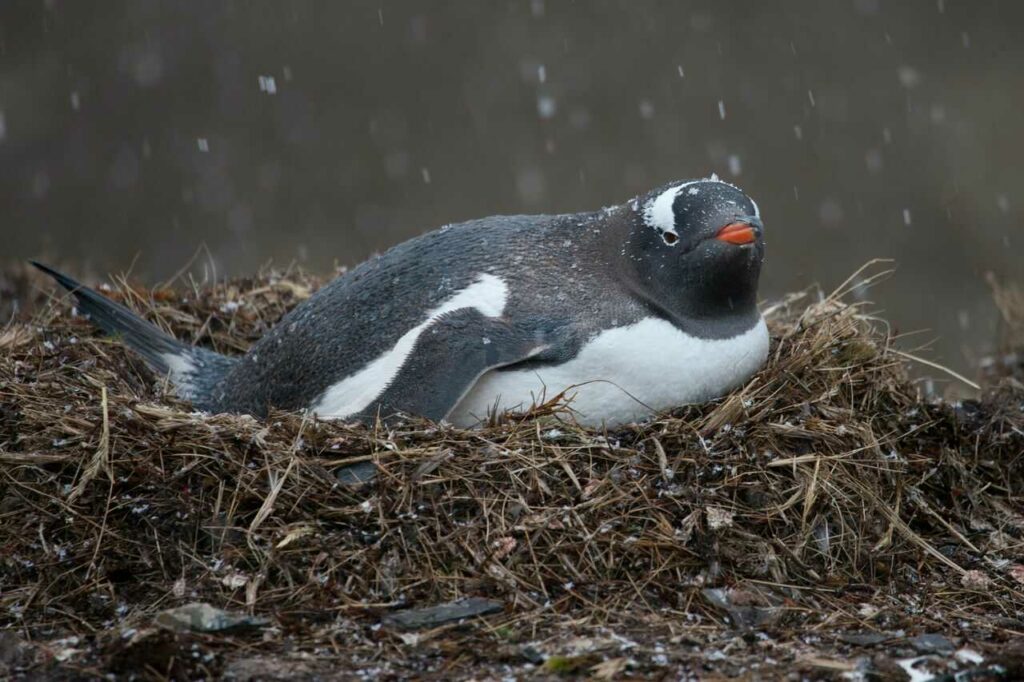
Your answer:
2;267;1023;679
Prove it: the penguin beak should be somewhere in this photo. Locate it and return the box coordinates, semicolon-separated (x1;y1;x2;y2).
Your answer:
715;219;761;245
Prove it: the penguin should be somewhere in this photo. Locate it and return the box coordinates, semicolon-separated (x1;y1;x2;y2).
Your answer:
33;176;768;428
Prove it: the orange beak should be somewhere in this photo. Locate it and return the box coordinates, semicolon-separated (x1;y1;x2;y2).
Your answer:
715;222;758;245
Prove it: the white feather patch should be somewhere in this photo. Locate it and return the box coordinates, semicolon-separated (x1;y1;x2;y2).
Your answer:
160;352;196;396
642;179;715;237
449;315;769;428
643;186;683;236
311;273;509;419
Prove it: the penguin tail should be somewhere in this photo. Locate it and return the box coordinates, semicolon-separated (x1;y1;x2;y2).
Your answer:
31;261;236;410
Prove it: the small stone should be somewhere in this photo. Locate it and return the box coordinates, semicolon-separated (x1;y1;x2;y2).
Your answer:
838;631;894;646
701;587;780;629
382;597;504;630
336;460;378;486
706;507;734;530
960;570;992;590
154;602;269;633
909;633;955;654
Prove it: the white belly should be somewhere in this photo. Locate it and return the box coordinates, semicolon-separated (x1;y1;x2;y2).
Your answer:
449;316;769;428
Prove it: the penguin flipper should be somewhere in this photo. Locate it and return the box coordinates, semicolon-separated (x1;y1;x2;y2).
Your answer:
31;261;236;409
370;308;556;423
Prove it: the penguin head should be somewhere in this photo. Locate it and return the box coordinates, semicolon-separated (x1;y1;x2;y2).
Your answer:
624;177;765;326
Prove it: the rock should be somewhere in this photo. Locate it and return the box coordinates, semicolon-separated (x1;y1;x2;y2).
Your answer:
702;587;781;629
909;633;955;655
154;602;270;633
837;631;896;646
382;597;503;630
960;570;992;590
705;506;734;530
336;460;378;486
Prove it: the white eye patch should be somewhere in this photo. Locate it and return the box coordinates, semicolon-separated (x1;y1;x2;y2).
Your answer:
643;180;704;245
643;185;681;244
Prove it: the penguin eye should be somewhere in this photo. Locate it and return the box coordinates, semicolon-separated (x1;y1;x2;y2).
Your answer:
662;232;678;245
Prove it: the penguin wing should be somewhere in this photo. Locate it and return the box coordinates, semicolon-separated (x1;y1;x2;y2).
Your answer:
369;308;558;423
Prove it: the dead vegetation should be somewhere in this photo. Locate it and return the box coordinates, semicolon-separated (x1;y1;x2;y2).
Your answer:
1;263;1023;679
983;273;1024;384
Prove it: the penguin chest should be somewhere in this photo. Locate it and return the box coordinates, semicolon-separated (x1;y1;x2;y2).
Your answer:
450;316;769;427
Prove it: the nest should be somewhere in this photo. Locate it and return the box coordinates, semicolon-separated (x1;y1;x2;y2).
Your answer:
2;264;1023;678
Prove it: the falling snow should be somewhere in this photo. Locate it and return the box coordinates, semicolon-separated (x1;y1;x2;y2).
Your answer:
898;65;921;89
258;75;278;94
865;149;883;173
537;95;557;119
727;155;742;176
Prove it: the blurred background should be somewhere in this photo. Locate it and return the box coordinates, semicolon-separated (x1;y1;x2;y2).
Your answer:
1;0;1022;380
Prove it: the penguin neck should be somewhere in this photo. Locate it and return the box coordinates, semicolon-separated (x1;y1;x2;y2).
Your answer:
636;278;760;340
668;273;762;338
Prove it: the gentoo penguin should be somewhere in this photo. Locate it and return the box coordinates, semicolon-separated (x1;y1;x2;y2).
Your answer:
33;176;768;428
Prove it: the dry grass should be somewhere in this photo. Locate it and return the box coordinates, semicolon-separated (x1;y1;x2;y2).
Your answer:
984;272;1024;383
1;263;1023;679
